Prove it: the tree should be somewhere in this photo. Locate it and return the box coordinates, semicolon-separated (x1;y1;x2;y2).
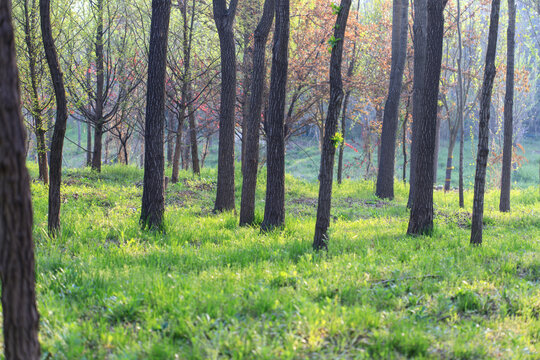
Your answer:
471;0;501;245
213;0;239;212
407;0;426;208
313;0;352;251
407;0;448;235
0;2;40;357
375;0;408;200
140;0;172;230
40;0;68;235
499;0;515;212
239;0;275;226
261;0;290;231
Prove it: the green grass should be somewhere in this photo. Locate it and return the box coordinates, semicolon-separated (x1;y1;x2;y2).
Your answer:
18;163;540;358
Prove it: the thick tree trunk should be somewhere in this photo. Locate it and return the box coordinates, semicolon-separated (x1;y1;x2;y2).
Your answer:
337;91;351;185
240;31;252;175
261;0;290;231
0;4;41;357
238;0;274;225
407;0;447;235
471;0;501;244
213;0;239;212
41;0;68;235
140;0;171;230
375;0;409;199
313;0;352;251
499;0;515;212
92;121;103;171
407;0;427;209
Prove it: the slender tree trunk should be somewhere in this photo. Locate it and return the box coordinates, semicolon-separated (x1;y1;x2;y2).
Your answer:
471;0;501;245
407;0;427;209
140;0;172;230
313;0;352;251
407;0;447;235
337;91;351;184
433;114;441;183
0;4;41;357
213;0;239;212
91;0;104;172
188;101;200;175
444;135;456;191
402;93;411;183
375;0;409;199
86;121;92;166
23;0;48;184
260;0;290;231
171;110;184;183
457;0;465;208
41;0;68;235
240;31;252;175
238;0;274;226
499;0;515;212
167;114;174;167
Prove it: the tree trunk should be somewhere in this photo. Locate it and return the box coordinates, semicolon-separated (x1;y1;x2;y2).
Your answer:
407;0;447;235
171;110;184;183
471;0;501;245
23;0;48;184
213;0;239;213
167;113;175;167
239;1;274;226
240;31;252;175
261;0;290;231
188;101;200;175
0;4;41;357
375;0;409;199
444;136;456;191
499;0;515;212
313;0;352;251
337;91;351;184
457;0;465;208
407;0;427;209
433;114;441;183
41;0;68;235
140;0;171;230
91;0;105;172
86;121;92;166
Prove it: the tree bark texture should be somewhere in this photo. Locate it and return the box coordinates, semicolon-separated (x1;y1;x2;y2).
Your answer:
375;0;408;200
213;0;239;212
407;0;447;235
471;0;501;244
239;0;275;226
337;91;351;185
40;0;68;235
499;0;515;212
407;0;427;208
140;0;171;230
261;0;290;231
23;0;48;184
91;0;105;172
312;0;352;251
0;2;41;357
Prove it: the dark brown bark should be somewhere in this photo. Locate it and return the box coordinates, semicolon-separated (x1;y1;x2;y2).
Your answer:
375;0;409;199
407;0;427;209
313;0;352;251
41;0;68;235
260;0;290;231
0;3;41;358
239;0;275;226
499;0;515;212
91;0;105;172
171;110;184;183
471;0;501;245
188;101;200;175
23;0;48;184
407;0;447;235
240;31;252;175
140;0;172;230
213;0;239;212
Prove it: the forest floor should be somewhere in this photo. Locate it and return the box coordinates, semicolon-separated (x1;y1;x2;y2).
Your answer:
21;164;539;359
